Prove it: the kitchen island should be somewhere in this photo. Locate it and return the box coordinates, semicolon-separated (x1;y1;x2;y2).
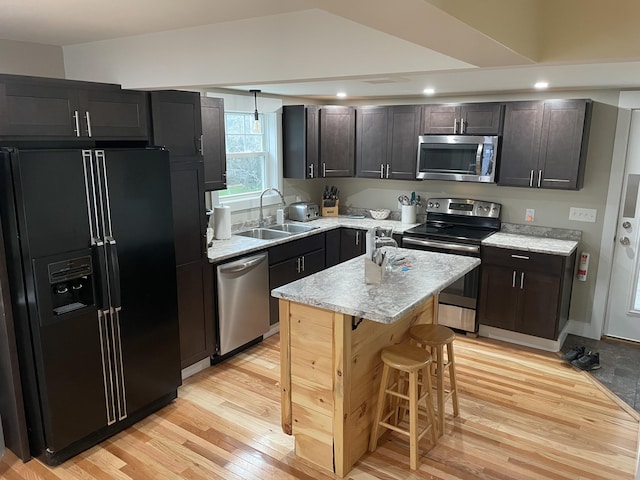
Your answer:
271;248;479;477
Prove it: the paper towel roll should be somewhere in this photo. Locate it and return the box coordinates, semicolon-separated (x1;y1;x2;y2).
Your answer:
213;205;231;240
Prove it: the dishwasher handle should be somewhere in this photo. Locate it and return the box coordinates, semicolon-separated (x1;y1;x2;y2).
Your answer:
219;254;266;274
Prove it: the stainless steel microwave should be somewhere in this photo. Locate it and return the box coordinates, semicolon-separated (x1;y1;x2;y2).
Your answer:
416;135;499;183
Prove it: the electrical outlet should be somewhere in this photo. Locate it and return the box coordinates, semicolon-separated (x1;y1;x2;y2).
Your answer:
569;207;597;223
525;208;535;222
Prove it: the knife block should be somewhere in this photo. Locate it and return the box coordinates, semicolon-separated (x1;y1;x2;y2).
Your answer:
321;199;339;217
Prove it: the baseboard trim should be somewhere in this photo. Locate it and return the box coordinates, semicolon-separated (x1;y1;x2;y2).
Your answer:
478;324;569;352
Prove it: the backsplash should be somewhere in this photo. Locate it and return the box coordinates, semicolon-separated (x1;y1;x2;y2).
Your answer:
501;223;582;241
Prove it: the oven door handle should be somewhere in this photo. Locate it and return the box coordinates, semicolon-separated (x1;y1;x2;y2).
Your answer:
402;237;480;254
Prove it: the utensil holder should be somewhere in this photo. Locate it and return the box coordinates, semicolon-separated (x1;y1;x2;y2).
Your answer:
322;199;339;217
364;256;388;284
401;205;417;224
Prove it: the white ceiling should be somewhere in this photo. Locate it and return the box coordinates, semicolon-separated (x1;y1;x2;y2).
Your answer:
3;0;640;99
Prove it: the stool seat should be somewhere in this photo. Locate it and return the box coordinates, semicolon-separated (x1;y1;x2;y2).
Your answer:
409;324;455;346
369;343;437;470
381;343;431;371
408;323;459;437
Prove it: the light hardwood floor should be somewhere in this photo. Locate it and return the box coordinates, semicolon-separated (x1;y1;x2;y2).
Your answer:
1;334;638;479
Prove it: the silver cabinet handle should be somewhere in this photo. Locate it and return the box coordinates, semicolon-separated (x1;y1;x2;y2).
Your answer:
453;119;458;133
386;164;390;179
308;163;314;178
73;110;81;137
529;170;534;187
620;236;631;246
296;257;301;273
460;118;466;134
301;255;305;272
520;272;525;289
512;270;516;288
323;162;327;177
538;170;542;188
511;254;530;260
199;134;204;155
85;111;92;137
355;231;360;246
380;164;384;179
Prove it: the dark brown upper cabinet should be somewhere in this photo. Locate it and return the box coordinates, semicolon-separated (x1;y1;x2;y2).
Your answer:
356;105;421;180
421;102;504;135
319;106;355;177
201;96;227;191
149;90;202;160
0;75;148;141
283;105;354;178
498;99;592;190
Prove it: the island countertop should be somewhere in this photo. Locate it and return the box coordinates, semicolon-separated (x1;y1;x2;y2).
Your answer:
271;247;479;324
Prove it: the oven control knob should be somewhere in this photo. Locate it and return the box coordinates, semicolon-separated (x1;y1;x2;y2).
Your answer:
483;206;490;212
434;202;440;208
428;202;434;208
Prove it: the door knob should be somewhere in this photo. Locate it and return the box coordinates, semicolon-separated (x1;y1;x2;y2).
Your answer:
623;221;632;229
620;236;631;246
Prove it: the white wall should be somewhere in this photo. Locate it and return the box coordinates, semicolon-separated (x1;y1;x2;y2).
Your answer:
0;40;65;78
61;9;469;90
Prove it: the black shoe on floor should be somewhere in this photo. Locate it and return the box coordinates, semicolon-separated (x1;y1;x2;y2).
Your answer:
561;345;585;363
571;351;601;371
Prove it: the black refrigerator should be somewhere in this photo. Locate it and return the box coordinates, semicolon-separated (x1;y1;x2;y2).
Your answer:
0;147;181;465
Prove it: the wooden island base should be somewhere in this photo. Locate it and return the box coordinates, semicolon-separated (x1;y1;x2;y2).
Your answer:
279;295;438;477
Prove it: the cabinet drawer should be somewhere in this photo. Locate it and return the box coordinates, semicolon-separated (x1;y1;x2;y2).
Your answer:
482;246;563;274
269;233;324;264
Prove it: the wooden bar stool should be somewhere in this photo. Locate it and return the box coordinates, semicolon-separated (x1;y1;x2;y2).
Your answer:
408;324;459;436
369;343;438;470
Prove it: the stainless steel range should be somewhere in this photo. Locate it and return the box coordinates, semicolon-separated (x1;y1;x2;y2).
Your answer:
402;198;501;333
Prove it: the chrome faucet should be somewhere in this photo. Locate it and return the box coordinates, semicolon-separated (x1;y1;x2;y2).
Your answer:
258;188;286;227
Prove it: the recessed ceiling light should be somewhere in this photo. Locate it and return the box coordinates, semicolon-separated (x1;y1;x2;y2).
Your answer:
336;92;347;98
423;88;435;95
534;81;549;89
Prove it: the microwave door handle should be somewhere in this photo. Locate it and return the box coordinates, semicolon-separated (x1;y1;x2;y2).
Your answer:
475;144;483;175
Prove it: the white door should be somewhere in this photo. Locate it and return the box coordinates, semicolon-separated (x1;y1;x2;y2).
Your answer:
606;110;640;340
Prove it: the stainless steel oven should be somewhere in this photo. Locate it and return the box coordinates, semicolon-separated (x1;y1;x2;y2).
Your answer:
402;198;501;333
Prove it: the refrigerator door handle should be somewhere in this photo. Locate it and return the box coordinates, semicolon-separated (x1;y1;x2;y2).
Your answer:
95;150;114;238
82;150;102;246
94;244;110;312
107;240;121;311
112;309;127;421
98;310;117;425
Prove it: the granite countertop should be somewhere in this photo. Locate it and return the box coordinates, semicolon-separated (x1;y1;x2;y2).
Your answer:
207;216;420;263
271;248;479;324
482;232;578;256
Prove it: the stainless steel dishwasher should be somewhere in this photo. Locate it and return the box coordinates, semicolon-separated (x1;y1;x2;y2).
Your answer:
216;252;270;356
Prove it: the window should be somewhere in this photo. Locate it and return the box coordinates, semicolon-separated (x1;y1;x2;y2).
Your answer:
219;112;277;201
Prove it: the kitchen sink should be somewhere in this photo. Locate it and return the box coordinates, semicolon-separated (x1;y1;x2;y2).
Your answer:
235;228;293;240
267;223;318;233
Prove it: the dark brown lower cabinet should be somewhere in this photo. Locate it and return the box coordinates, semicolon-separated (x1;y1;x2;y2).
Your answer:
268;235;325;325
169;161;214;368
478;246;575;340
339;228;366;263
176;260;214;367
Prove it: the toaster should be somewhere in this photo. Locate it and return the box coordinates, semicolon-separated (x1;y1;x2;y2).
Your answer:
288;202;320;222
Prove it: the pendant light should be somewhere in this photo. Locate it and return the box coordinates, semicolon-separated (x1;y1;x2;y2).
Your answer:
250;89;261;133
